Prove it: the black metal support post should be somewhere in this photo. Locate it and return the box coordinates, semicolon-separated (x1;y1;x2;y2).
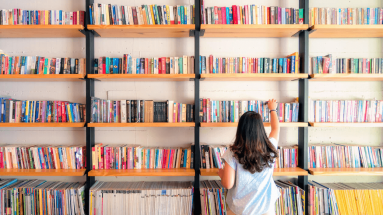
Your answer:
193;0;201;214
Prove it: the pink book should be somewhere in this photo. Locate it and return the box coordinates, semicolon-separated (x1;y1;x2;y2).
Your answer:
106;147;110;169
127;147;131;169
0;151;3;169
245;5;249;24
278;7;281;24
214;7;218;24
99;147;103;169
221;7;226;24
173;103;177;122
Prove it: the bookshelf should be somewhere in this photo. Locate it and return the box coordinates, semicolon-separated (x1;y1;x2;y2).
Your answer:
0;25;85;38
309;25;383;38
87;74;195;81
87;122;195;127
308;168;383;176
88;168;195;177
0;169;86;176
0;74;86;82
201;122;308;127
87;25;195;38
201;73;308;81
201;24;309;38
309;122;383;127
0;123;86;127
309;74;383;81
200;168;308;176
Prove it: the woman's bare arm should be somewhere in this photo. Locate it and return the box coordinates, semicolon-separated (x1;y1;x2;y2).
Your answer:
268;99;280;141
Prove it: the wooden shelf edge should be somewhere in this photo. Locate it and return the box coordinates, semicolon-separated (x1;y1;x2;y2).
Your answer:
201;73;308;81
88;74;195;79
309;74;383;81
88;24;195;30
309;122;383;127
88;168;195;176
0;122;85;127
201;122;308;127
0;25;84;30
309;168;383;176
88;123;195;127
0;169;86;176
201;24;309;29
0;74;85;80
200;168;308;176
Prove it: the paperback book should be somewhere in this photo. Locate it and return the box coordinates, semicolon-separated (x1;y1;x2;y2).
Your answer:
200;180;227;215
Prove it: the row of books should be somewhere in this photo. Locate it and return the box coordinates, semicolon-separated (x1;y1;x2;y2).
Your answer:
0;179;85;215
0;54;85;75
92;144;194;170
89;4;194;25
310;55;383;74
309;181;383;215
308;144;383;168
275;146;298;169
0;145;85;170
200;180;227;215
0;9;84;25
89;181;194;215
199;99;299;123
309;7;383;26
91;99;194;123
201;5;303;25
94;56;194;75
275;180;305;215
200;145;228;169
309;100;383;123
199;53;300;74
0;98;86;123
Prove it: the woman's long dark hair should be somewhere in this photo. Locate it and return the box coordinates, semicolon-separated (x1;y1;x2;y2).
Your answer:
230;111;278;174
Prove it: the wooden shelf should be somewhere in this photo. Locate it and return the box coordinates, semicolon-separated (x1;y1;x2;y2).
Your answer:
0;169;86;176
200;168;308;176
201;122;308;127
88;25;195;38
88;168;195;176
309;168;383;176
201;73;308;81
88;74;195;81
309;122;383;127
309;25;383;38
0;74;85;82
202;24;308;38
309;74;383;81
88;122;195;127
0;25;84;38
0;122;85;127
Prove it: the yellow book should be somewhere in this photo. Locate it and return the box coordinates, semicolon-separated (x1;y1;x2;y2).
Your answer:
239;6;243;24
186;148;191;168
239;57;242;72
166;5;170;24
66;104;73;122
150;5;155;25
39;188;43;215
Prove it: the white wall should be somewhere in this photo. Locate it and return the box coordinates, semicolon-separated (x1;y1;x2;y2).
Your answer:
1;0;383;184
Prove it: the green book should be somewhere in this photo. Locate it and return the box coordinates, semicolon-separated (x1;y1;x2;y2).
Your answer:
44;58;49;74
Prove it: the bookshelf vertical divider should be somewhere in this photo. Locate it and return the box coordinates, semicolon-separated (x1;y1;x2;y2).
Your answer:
85;0;96;213
298;0;309;213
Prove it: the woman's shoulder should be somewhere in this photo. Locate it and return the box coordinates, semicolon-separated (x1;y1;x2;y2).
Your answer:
269;137;278;148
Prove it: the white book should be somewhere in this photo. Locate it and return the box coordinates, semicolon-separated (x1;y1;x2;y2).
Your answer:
55;58;60;74
187;6;190;24
26;56;32;74
136;7;141;25
124;6;128;25
118;6;123;25
30;56;36;74
174;57;179;74
121;100;127;123
170;57;174;74
162;5;166;24
169;6;174;24
132;58;136;74
154;58;159;74
147;6;153;25
205;57;209;74
252;6;256;24
127;6;133;25
183;56;188;74
168;100;174;122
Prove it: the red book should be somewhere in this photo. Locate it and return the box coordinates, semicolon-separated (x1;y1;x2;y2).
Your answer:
322;57;330;74
61;102;66;122
244;5;248;24
221;7;226;24
39;57;45;74
210;55;213;73
158;58;162;74
145;58;148;74
218;8;222;24
232;6;238;24
79;11;85;25
162;149;167;168
73;11;77;25
267;7;270;24
255;58;258;73
50;148;56;169
287;59;291;73
161;57;166;74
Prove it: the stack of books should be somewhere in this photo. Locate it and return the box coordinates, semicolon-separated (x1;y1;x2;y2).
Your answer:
92;144;194;170
309;144;383;168
308;181;383;214
199;53;300;74
200;3;303;25
0;9;85;25
89;181;194;215
94;55;194;74
0;97;85;123
199;99;299;123
309;100;383;123
275;146;298;168
310;54;383;74
200;180;228;215
89;4;195;25
200;145;228;169
0;179;85;214
90;99;194;123
0;144;85;170
275;180;305;215
309;7;383;26
0;54;85;75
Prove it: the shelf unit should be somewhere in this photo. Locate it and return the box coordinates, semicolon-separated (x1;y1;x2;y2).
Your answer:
309;25;383;38
0;169;86;176
309;122;383;127
201;24;309;38
0;25;85;38
87;74;195;81
308;168;383;176
0;74;86;82
0;123;86;127
200;168;308;176
309;74;383;81
88;168;195;177
201;122;308;127
201;73;308;81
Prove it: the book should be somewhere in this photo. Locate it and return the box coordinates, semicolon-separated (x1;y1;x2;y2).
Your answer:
200;145;228;169
274;145;299;168
309;100;383;123
200;180;228;215
91;98;194;123
200;99;299;123
275;180;305;215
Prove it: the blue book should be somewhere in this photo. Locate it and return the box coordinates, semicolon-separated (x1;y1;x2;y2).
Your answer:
229;7;233;24
59;10;62;25
183;149;187;167
105;57;109;74
163;6;168;24
290;56;296;73
112;5;117;25
226;7;230;24
136;58;140;74
183;6;187;24
367;8;370;24
113;58;119;74
89;6;93;25
283;58;287;73
199;56;202;74
276;59;281;73
35;101;39;122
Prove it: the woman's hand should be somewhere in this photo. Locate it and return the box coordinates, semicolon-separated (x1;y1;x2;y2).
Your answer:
267;99;277;110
